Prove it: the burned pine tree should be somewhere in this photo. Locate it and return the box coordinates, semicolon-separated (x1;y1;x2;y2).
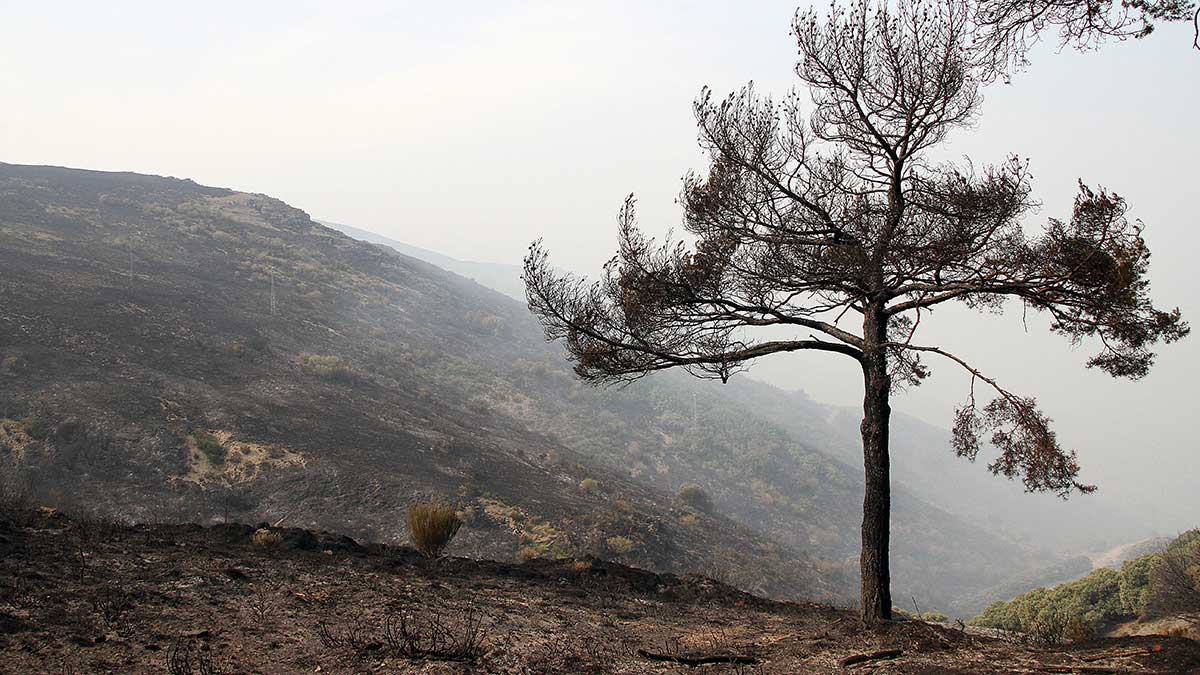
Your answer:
523;0;1187;623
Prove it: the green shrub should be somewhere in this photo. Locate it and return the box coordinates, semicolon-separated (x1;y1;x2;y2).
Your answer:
406;501;462;558
1027;607;1068;645
190;430;226;465
970;567;1126;641
1119;553;1159;617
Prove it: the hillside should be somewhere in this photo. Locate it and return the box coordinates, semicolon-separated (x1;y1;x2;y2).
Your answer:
1;162;1034;613
3;509;1199;675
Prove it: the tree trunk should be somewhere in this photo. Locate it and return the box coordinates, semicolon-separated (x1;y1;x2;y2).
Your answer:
859;308;892;624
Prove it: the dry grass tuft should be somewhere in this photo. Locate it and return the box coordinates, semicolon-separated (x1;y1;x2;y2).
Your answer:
407;501;462;558
251;528;282;549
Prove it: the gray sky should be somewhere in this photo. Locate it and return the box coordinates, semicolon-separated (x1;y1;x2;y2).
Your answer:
3;2;1196;535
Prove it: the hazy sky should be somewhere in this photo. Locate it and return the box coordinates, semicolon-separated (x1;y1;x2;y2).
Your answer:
2;2;1196;533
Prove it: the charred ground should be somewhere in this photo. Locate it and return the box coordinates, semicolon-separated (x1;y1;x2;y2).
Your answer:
2;510;1198;674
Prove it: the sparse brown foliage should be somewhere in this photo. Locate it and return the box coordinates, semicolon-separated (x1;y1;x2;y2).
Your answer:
406;501;462;558
523;0;1186;623
973;0;1199;76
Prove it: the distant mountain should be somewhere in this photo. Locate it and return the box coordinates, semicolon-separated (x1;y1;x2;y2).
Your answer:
1091;537;1173;570
321;220;526;301
0;163;1045;614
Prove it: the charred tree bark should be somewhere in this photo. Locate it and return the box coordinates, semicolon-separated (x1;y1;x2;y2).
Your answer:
859;307;893;624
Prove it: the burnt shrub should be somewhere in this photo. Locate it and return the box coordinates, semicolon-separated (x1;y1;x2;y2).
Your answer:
676;483;713;513
297;353;358;384
317;605;488;663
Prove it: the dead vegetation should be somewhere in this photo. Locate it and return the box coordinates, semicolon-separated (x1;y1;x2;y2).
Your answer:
167;638;230;675
316;605;488;663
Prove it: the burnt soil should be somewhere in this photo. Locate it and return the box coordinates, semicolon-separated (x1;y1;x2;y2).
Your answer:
2;511;1198;675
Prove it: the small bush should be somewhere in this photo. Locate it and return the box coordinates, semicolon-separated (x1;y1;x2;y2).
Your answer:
190;430;226;465
517;546;540;562
297;353;358;383
578;478;599;493
676;483;713;512
605;536;635;555
251;528;282;549
407;501;462;558
569;559;593;574
680;514;700;527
